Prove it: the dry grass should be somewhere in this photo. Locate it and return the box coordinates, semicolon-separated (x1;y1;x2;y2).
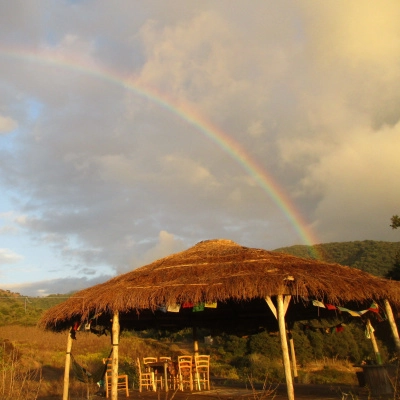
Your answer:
0;326;112;398
245;375;278;400
0;326;196;399
0;325;373;399
0;339;43;400
297;359;359;386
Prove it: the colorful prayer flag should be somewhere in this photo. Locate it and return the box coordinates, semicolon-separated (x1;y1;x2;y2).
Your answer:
347;310;362;317
193;303;205;312
205;302;217;308
167;304;181;313
368;301;379;313
312;300;325;308
336;324;344;332
337;306;367;317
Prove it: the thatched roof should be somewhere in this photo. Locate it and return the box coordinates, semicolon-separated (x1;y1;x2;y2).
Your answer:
39;239;400;333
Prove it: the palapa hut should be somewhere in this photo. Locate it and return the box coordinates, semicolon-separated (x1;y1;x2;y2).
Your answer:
39;239;400;400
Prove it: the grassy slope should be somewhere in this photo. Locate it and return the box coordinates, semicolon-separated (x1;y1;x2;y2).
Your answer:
273;240;400;277
0;291;71;326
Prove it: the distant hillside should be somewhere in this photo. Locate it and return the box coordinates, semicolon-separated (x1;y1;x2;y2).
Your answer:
0;290;70;326
274;240;400;277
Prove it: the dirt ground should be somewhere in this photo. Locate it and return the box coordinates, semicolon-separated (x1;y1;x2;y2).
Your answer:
49;383;387;400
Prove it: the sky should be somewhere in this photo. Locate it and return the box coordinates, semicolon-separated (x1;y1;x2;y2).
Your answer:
0;1;399;297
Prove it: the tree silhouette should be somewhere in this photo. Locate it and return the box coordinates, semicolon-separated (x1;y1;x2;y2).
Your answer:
386;215;400;280
390;215;400;229
385;253;400;281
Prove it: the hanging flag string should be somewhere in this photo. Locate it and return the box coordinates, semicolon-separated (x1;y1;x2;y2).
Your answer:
311;300;383;319
156;301;218;313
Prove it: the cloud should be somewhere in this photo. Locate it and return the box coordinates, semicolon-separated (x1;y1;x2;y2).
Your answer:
1;275;111;297
134;230;186;269
0;248;23;265
1;231;184;297
301;123;400;242
0;1;400;296
300;1;400;68
0;212;19;235
0;115;18;134
161;155;219;188
136;8;293;135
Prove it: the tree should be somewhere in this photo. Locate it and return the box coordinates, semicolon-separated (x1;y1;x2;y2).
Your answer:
386;215;400;280
390;215;400;229
386;252;400;280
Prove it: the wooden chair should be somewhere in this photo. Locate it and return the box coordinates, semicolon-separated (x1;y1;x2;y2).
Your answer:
143;357;158;373
194;355;210;391
178;355;193;391
143;356;158;366
136;358;155;392
143;357;162;389
102;358;129;398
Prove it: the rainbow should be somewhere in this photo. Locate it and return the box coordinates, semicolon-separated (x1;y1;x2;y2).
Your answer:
0;47;320;256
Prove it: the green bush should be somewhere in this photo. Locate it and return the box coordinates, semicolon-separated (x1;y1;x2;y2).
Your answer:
304;367;358;385
248;331;282;359
244;353;284;383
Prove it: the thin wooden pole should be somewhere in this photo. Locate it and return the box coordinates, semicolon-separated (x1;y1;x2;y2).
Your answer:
193;326;199;356
384;299;400;355
288;331;298;382
277;295;294;400
62;329;73;400
111;311;120;400
366;319;382;365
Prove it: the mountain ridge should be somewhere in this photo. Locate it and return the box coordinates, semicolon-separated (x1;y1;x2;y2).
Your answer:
273;239;400;277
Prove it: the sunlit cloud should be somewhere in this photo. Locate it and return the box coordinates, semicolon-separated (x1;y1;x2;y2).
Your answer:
0;1;399;295
0;248;23;265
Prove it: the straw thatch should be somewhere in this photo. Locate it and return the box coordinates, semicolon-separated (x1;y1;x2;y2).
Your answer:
39;239;400;333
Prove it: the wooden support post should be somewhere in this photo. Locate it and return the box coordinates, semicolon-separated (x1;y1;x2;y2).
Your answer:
111;311;120;400
277;294;294;400
265;296;277;319
288;331;298;382
266;296;297;384
193;326;199;357
62;328;73;400
367;319;382;365
384;299;400;355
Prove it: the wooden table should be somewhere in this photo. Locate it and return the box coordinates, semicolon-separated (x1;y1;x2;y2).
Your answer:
146;361;170;392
